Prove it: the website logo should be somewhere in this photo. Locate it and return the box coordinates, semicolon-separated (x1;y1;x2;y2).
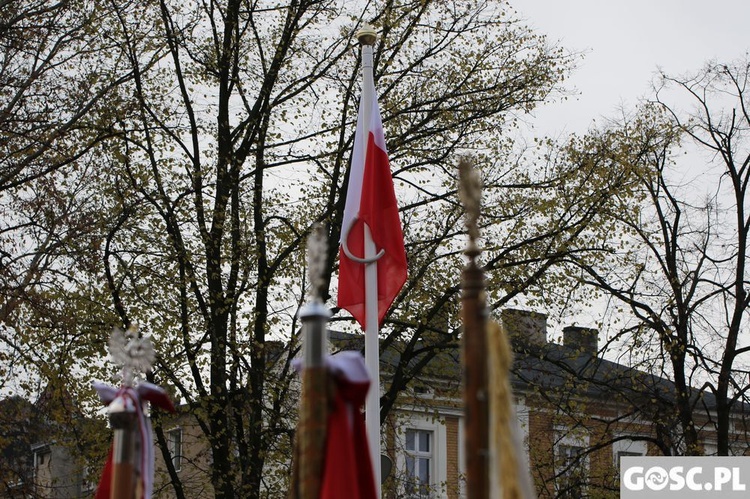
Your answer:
621;457;750;498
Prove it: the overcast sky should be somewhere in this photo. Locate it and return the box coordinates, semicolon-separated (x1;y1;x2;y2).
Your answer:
513;0;750;136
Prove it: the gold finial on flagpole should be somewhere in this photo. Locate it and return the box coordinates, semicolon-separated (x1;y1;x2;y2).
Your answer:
356;23;377;46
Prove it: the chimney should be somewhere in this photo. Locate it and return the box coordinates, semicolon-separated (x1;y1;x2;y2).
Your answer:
563;326;599;356
501;308;547;347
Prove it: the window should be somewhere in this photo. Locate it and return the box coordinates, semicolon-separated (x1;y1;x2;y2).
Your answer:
398;415;448;497
32;444;50;468
405;429;432;497
613;437;647;470
168;428;182;471
559;444;584;468
554;426;589;499
31;444;50;484
81;465;95;493
515;398;530;457
557;444;587;498
413;385;433;398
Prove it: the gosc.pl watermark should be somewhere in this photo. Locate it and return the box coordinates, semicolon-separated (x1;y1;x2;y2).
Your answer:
621;457;750;498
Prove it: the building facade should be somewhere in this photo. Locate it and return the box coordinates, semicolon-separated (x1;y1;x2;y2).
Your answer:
379;308;750;498
12;309;750;498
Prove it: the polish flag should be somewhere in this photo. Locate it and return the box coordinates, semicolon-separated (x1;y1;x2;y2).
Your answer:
338;77;407;330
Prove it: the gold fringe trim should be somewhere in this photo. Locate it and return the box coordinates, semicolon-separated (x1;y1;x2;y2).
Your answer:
488;320;522;499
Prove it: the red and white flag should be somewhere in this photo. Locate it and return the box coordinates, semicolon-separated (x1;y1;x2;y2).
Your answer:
338;73;407;329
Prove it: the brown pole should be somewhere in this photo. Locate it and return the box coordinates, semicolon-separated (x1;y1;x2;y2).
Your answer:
459;158;490;499
290;225;331;499
109;395;138;499
297;303;330;499
103;326;154;499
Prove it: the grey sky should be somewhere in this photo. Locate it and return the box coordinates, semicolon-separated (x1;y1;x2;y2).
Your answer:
514;0;750;135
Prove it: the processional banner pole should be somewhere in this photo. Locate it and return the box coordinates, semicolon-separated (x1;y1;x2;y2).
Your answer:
296;225;331;499
108;327;150;499
93;326;175;499
458;159;490;499
109;392;138;499
458;160;536;499
292;220;380;499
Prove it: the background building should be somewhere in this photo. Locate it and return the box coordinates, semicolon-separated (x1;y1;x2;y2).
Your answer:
9;308;749;498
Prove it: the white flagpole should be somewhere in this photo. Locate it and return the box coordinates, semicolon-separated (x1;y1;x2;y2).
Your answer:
364;226;381;495
357;25;382;496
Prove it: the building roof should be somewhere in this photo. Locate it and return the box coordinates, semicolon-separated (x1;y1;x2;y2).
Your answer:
327;310;747;418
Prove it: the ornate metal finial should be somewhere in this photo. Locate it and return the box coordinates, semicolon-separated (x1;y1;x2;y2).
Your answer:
356;23;377;46
307;224;328;303
458;157;482;255
108;324;155;387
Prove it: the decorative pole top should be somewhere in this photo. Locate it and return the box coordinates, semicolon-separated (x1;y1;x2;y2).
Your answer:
108;324;155;387
356;23;377;46
307;224;328;304
458;158;482;258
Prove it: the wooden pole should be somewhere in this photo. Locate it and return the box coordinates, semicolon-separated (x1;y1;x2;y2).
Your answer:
297;302;330;499
291;224;331;499
459;158;490;499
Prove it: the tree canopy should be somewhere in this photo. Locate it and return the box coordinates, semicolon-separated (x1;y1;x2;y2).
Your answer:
559;58;750;457
0;0;594;495
12;0;737;497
